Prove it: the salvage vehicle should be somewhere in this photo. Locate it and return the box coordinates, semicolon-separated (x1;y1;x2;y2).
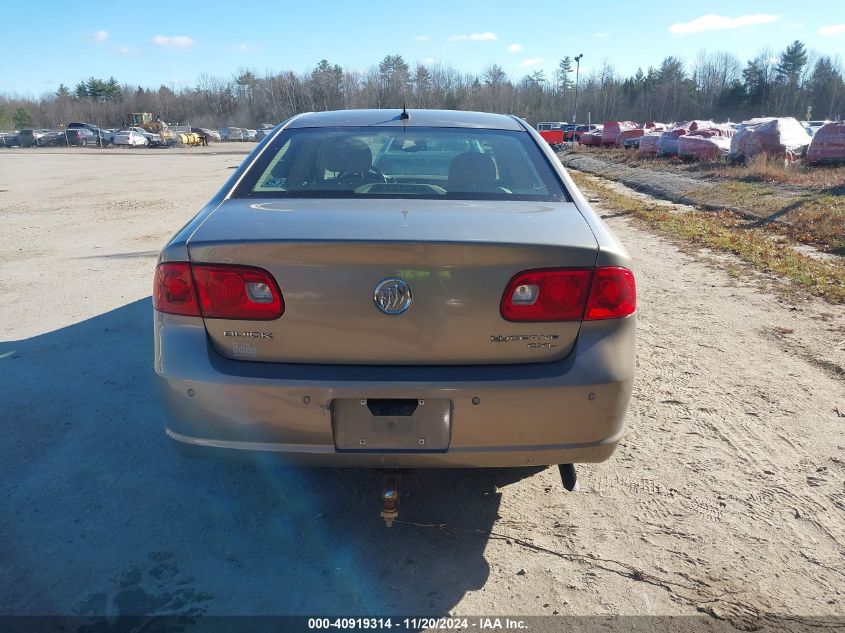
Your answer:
220;126;244;141
536;121;568;148
41;129;97;147
112;129;147;147
0;131;19;147
67;122;107;146
191;127;221;142
17;128;51;147
153;109;636;523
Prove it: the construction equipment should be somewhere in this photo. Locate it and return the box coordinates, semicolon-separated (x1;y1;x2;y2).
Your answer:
175;131;202;146
129;113;175;145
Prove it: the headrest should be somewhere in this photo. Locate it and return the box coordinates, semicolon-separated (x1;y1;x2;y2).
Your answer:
448;152;497;188
325;138;373;173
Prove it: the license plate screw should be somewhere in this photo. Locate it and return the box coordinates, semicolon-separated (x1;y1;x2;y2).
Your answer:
418;399;425;405
359;439;366;445
360;399;366;405
418;438;425;445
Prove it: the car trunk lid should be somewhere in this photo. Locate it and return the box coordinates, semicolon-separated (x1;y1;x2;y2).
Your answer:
186;198;598;364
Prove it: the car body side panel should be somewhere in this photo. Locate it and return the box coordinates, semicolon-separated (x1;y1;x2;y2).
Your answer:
515;117;633;269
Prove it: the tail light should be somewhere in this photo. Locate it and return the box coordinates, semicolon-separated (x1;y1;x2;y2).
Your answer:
153;262;200;316
192;264;283;320
501;266;635;322
501;269;592;321
153;262;284;320
584;267;636;320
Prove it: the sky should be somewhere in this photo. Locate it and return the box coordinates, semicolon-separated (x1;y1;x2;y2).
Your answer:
1;0;844;96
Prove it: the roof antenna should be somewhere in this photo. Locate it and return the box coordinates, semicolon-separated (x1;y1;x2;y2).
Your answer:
399;103;410;121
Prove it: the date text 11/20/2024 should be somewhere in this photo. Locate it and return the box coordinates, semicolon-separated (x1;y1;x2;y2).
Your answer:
307;617;528;630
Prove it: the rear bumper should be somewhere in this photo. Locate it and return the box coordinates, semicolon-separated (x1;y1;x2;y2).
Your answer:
154;312;635;468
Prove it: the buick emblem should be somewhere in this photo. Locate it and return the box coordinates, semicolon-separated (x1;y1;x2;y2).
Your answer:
373;278;412;315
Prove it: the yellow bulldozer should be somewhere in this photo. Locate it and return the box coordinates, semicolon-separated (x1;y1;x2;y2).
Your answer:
129;113;176;145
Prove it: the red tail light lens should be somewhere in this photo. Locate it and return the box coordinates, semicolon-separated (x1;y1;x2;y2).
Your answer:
585;267;636;320
153;262;200;316
501;266;636;322
501;269;593;321
191;264;284;320
153;262;284;320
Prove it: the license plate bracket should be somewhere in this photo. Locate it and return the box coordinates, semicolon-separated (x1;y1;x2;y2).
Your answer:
331;398;451;452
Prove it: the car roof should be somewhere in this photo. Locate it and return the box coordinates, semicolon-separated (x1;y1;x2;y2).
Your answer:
287;109;524;131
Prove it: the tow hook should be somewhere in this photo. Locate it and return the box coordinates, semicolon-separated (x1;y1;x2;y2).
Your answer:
380;473;401;527
559;463;579;492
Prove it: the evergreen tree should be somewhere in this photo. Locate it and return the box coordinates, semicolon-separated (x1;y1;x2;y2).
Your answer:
12;107;32;128
556;57;574;92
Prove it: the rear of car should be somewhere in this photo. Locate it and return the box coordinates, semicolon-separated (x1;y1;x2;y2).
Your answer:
154;109;635;468
18;129;48;147
66;129;94;146
113;130;144;146
0;132;19;147
67;122;104;146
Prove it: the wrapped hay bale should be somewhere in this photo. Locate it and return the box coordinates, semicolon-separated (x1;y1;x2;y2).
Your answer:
617;128;647;143
579;131;602;146
601;121;639;146
730;117;811;162
678;133;732;160
656;120;714;156
638;133;661;155
806;122;845;164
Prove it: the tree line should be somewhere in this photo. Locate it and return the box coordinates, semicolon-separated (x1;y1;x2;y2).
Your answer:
1;40;842;131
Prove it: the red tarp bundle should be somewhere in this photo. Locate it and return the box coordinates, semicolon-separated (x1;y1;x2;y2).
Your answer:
638;133;661;154
729;117;811;162
807;122;845;164
617;129;647;142
678;134;732;160
601;121;638;146
579;131;602;146
656;120;717;156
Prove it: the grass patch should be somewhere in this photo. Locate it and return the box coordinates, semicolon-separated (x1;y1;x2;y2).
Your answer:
573;145;845;190
568;146;845;254
573;172;845;304
682;182;845;254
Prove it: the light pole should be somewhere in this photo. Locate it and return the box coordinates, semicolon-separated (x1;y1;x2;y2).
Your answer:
573;54;584;126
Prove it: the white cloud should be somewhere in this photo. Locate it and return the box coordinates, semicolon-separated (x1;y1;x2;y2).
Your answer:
449;32;497;41
414;35;430;42
88;29;108;43
507;43;523;53
521;57;543;67
152;34;196;48
593;32;608;38
818;23;845;36
422;57;438;65
669;13;781;34
114;46;131;55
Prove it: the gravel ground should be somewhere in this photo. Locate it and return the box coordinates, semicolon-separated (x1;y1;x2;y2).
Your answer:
1;148;844;629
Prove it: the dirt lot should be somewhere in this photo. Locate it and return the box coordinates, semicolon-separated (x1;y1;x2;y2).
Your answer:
1;148;844;629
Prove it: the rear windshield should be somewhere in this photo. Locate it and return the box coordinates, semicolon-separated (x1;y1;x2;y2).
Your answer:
233;126;568;201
